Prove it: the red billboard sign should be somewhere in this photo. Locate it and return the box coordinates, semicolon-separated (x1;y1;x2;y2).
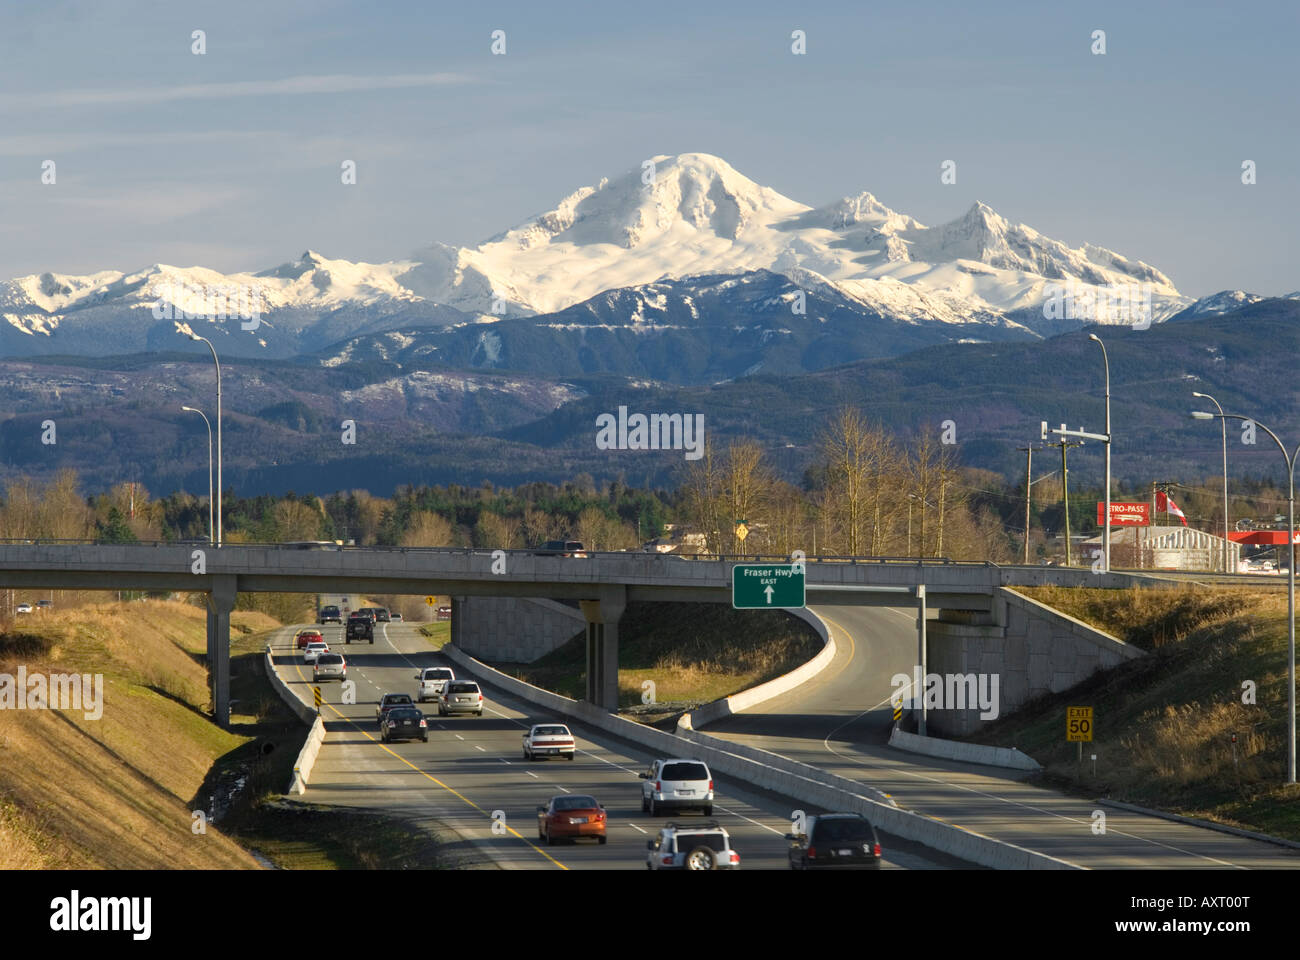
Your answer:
1098;502;1150;526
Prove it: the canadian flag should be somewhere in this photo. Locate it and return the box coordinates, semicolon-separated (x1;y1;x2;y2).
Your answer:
1156;491;1188;526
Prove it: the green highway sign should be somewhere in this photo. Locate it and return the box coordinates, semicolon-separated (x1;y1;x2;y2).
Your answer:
732;564;806;609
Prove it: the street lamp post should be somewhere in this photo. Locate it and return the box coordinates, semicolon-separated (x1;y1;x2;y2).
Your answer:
181;406;214;545
1192;409;1298;784
1192;392;1230;573
1088;334;1112;573
179;326;222;546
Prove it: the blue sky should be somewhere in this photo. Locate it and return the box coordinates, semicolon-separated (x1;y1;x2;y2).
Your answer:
1;0;1296;296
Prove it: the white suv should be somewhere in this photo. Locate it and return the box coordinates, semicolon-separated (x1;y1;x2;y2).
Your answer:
415;666;455;702
646;822;740;870
640;758;713;816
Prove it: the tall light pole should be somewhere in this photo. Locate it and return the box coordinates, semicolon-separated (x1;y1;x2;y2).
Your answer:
1088;334;1112;572
181;406;214;545
1193;409;1297;784
178;325;222;547
1192;392;1230;573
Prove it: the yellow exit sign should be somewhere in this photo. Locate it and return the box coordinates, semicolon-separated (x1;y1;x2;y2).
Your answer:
1067;706;1093;742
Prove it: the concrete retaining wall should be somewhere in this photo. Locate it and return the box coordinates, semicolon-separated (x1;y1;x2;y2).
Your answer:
925;587;1142;737
441;643;1080;870
453;596;585;662
889;727;1042;771
263;643;326;792
681;607;834;730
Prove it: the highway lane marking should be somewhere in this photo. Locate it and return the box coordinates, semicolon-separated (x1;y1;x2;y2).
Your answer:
499;758;511;764
555;785;570;792
281;630;569;871
382;625;794;842
455;734;464;740
475;745;486;752
526;771;540;779
806;613;1243;869
628;823;647;834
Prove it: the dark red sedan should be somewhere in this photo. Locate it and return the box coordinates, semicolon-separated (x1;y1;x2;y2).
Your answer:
537;794;607;845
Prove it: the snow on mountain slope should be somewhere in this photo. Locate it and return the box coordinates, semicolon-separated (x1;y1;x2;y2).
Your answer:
402;153;1189;325
1;152;1196;357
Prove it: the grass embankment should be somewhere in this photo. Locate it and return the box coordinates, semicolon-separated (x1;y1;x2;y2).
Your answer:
0;599;448;869
0;601;272;868
488;602;821;724
419;622;451;649
977;585;1300;839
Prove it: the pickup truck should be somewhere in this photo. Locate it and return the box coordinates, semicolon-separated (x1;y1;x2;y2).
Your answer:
415;666;455;702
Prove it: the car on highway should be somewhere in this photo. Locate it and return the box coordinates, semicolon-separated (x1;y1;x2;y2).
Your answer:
786;813;882;870
438;680;483;716
640;758;713;816
534;540;588;558
353;608;378;623
377;692;416;723
415;666;455;702
15;602;32;614
296;628;325;649
537;794;606;845
380;705;428;743
313;652;347;682
523;723;576;761
435;605;451;621
303;641;329;664
319;605;342;624
36;600;51;611
346;617;374;644
390;611;404;622
374;608;391;622
646;821;740;870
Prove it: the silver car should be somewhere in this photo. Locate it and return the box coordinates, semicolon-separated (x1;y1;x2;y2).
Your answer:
313;652;347;682
438;680;483;716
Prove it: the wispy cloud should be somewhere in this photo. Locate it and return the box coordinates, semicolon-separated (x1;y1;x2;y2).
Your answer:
0;72;474;110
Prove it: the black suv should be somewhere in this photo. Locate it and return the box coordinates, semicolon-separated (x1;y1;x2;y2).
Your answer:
346;615;374;644
373;608;391;622
319;605;342;625
787;813;882;870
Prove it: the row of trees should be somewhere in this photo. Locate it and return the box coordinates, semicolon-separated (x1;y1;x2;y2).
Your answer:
679;409;1011;560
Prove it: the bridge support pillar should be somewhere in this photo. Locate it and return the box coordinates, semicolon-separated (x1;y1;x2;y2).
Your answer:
580;587;626;712
206;575;236;729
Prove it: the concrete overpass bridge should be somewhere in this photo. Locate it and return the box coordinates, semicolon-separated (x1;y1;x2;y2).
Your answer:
0;542;1172;728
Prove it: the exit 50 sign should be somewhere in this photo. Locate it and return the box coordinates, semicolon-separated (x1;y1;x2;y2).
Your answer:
732;564;805;609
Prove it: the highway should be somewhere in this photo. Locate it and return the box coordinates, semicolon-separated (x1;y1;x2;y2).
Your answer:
272;609;971;870
702;604;1300;869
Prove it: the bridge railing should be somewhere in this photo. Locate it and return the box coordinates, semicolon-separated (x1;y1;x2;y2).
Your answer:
0;538;1003;567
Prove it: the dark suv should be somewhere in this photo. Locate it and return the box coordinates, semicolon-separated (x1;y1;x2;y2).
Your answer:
787;813;882;870
535;540;588;558
319;605;342;624
346;616;374;644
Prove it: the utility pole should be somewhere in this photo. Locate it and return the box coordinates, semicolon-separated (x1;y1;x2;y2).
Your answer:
1017;443;1050;564
1041;435;1083;565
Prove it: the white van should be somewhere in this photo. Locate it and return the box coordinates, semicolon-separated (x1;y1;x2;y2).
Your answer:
415;666;455;702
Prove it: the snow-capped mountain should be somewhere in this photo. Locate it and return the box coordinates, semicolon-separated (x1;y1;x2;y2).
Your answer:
1169;289;1300;322
1;152;1194;360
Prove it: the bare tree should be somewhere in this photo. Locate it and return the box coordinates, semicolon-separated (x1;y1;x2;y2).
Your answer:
475;511;519;550
401;511;453;547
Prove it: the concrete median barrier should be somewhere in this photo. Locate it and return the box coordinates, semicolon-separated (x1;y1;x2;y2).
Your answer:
441;643;1081;870
888;727;1042;771
264;640;327;792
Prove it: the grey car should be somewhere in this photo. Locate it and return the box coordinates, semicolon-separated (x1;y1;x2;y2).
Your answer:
312;652;347;682
438;680;483;716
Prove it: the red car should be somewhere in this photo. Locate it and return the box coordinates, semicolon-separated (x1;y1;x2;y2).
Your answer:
537;794;607;845
296;629;324;649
